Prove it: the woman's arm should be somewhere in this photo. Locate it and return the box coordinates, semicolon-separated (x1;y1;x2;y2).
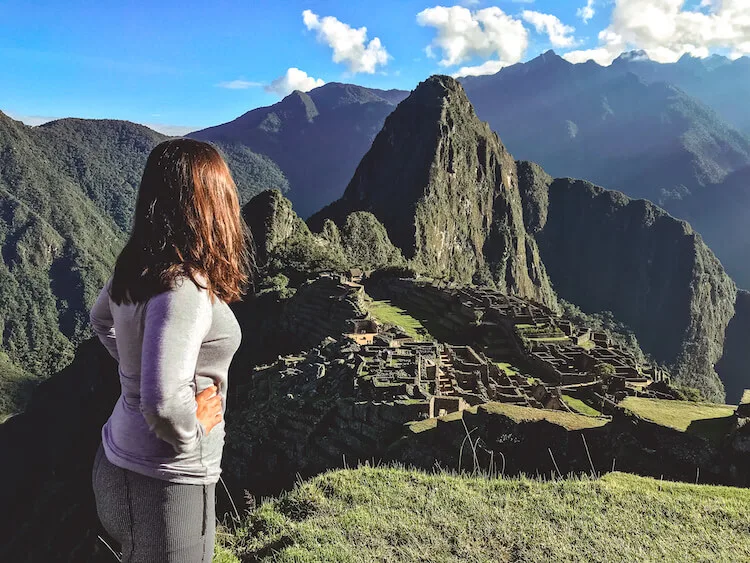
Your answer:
139;277;213;455
89;277;120;362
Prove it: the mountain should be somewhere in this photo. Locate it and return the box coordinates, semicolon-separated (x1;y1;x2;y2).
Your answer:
667;166;750;288
312;76;737;401
33;118;288;232
190;83;408;218
460;50;750;208
310;76;557;308
0;111;123;378
612;51;750;136
0;111;288;406
518;162;736;401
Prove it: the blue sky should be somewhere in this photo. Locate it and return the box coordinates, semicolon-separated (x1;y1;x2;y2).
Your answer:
1;0;747;134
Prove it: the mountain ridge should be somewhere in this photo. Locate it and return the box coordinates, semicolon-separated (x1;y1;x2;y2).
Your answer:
190;82;409;218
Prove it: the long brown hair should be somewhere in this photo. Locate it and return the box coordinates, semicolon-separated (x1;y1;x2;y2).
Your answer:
110;138;253;305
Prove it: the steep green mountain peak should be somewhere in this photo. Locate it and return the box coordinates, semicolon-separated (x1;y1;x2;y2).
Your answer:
310;74;557;307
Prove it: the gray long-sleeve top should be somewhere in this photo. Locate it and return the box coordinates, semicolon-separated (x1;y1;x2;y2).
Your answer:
89;273;242;484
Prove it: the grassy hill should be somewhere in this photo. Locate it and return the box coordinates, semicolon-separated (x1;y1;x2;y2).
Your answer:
215;467;750;563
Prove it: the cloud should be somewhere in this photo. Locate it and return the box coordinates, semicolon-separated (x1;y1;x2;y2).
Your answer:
216;80;263;90
577;0;595;24
142;123;197;136
5;112;58;126
265;67;325;97
416;6;528;67
302;10;389;74
452;59;507;77
563;0;750;65
521;11;576;48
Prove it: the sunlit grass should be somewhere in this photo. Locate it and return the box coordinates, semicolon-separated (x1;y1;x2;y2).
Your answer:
619;397;735;432
406;402;608;434
620;397;736;442
366;299;432;341
562;394;602;417
218;467;750;562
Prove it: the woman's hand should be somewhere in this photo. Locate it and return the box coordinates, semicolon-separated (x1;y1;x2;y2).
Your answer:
196;385;223;434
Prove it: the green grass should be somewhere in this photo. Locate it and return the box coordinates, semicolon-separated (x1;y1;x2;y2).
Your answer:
367;299;432;341
561;394;602;417
479;402;608;430
218;467;750;562
527;336;570;343
495;362;520;376
407;402;608;434
620;397;736;441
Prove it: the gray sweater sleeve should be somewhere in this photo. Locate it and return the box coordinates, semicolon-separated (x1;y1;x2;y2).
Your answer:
89;277;120;362
139;277;213;454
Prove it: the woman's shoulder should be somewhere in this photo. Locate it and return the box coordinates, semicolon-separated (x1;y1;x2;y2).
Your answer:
150;272;212;310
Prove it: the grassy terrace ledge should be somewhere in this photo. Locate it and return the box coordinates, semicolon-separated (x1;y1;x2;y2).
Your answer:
214;467;750;563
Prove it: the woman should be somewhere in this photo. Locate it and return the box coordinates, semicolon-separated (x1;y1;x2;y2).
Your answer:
89;138;252;562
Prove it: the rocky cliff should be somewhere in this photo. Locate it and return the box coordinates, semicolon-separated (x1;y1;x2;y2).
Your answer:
310;76;557;309
517;162;737;401
243;189;404;281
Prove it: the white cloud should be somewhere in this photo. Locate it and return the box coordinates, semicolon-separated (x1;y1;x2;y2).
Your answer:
577;0;596;24
265;67;325;97
216;80;263;90
521;11;577;48
5;112;58;126
453;59;508;77
416;6;528;67
302;10;389;74
563;0;750;65
142;123;197;136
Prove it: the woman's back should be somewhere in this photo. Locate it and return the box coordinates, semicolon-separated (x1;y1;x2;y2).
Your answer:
91;273;241;484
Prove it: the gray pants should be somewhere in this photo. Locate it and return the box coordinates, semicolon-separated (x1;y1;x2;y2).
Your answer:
92;443;216;563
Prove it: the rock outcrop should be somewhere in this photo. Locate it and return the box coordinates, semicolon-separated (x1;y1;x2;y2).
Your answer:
310;76;557;309
517;164;737;401
242;190;346;282
338;211;404;270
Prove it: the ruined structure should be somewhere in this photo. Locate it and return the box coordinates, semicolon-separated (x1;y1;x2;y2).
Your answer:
371;277;665;399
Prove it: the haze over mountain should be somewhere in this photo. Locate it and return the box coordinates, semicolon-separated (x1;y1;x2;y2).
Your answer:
461;50;750;208
611;51;750;136
190;83;408;218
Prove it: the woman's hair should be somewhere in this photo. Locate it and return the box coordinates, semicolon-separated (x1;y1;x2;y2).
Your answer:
110;138;254;305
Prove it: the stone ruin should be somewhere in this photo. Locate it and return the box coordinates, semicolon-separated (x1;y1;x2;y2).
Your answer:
268;273;686;423
364;277;676;412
